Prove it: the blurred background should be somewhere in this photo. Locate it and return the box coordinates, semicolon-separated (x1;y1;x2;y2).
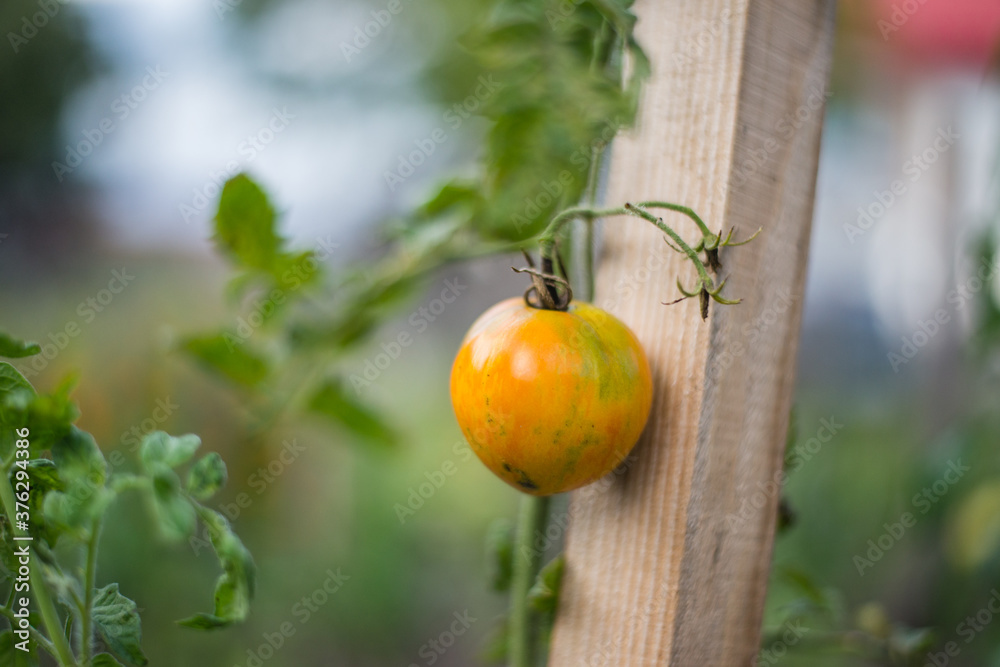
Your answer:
2;0;1000;665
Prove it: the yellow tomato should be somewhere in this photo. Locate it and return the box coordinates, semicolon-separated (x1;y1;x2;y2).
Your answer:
450;297;653;496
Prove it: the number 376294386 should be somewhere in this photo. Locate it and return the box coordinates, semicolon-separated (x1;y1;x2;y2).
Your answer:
12;428;31;524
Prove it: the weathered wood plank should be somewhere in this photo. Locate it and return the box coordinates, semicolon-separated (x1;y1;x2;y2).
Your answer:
547;1;836;664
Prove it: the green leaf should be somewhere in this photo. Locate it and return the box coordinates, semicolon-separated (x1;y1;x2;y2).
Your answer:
0;332;40;359
52;427;105;484
20;459;64;547
0;369;80;457
272;250;322;291
307;380;396;448
139;432;201;470
416;181;482;220
290;313;378;351
485;518;514;592
41;428;112;538
186;453;227;501
0;362;35;401
25;458;61;490
43;485;114;539
214;174;283;273
92;654;126;667
91;584;148;667
180;334;269;386
178;509;255;629
527;555;564;614
175;613;233;630
149;467;197;540
0;629;39;667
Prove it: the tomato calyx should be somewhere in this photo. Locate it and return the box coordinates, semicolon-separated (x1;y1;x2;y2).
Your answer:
512;251;573;311
515;200;761;318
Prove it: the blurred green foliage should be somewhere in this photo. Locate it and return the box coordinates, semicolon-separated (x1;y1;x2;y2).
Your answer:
0;340;255;666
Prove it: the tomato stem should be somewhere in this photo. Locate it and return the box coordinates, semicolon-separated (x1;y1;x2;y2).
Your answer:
624;204;712;285
0;466;79;666
534;200;755;317
80;519;101;664
509;494;551;667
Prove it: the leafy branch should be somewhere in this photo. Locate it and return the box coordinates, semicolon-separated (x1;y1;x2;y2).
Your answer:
0;337;253;667
182;1;755;665
179;0;653;448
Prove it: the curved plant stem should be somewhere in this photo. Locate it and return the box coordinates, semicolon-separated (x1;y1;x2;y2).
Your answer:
509;494;551;667
537;204;713;286
636;200;712;237
624;204;713;285
538;206;627;262
0;469;78;665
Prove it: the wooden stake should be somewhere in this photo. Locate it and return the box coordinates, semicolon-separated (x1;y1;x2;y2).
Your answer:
548;0;836;664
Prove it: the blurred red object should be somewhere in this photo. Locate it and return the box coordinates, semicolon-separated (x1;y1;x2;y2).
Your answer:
875;0;1000;68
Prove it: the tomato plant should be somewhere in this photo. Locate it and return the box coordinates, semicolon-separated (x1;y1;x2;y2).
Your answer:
174;2;760;665
0;334;253;667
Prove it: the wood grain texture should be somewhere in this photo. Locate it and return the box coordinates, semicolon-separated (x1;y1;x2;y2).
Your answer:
547;1;835;665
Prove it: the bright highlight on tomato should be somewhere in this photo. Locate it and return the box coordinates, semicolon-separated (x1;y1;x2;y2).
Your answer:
450;297;653;496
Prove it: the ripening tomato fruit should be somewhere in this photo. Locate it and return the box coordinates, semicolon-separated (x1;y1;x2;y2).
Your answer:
450;297;653;496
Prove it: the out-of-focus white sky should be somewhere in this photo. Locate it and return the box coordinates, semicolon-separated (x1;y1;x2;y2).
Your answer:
69;0;446;251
